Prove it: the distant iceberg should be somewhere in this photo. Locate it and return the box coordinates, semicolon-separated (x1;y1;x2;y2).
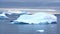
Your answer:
7;10;31;15
11;12;57;24
0;12;8;18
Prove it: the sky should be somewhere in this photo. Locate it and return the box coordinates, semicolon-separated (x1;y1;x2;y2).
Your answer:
0;0;60;10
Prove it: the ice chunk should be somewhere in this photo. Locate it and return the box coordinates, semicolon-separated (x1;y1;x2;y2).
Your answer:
36;30;45;32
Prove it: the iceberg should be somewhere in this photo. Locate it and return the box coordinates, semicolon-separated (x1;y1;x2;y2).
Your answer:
11;12;57;24
7;10;31;15
36;30;45;32
0;12;8;18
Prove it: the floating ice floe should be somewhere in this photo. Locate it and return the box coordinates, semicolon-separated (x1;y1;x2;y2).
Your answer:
11;12;57;24
36;30;45;32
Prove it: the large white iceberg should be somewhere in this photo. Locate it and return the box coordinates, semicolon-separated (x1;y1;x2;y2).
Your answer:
11;12;57;24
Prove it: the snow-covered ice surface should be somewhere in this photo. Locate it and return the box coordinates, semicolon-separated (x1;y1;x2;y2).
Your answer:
11;12;57;24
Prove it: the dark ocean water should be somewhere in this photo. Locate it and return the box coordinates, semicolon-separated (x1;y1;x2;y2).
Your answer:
0;24;57;34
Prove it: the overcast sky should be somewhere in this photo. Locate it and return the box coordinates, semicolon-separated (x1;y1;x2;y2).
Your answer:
0;0;60;9
0;0;60;2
